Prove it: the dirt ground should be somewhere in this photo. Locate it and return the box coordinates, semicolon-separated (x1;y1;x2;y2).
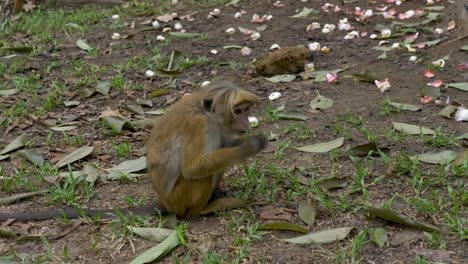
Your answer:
0;0;467;263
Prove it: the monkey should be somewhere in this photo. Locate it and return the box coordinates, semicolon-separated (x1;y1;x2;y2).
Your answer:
0;77;266;221
146;76;267;218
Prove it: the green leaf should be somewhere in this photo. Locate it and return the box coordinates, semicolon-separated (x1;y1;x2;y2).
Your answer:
0;89;20;96
350;70;378;82
366;206;438;232
265;74;296;83
55;146;94;169
296;137;345;153
226;0;241;7
389;102;422;112
412;150;458;165
76;39;92;51
369;228;387;248
283;227;354;244
290;7;319;18
258;222;307;233
168;32;203;39
127;226;174;242
155;69;181;78
298;199;317;226
137;98;153;107
316;177;349;190
96;81;111;95
64;101;80;107
309;93;333;110
448;82;468;92
421;86;441;98
0;134;29;155
3;46;33;53
278;111;308;121
392;122;435;135
461;45;468;51
129;231;179;264
343;142;384;156
420;38;443;47
149;88;170;98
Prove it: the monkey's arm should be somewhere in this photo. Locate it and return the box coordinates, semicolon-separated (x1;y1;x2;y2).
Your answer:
182;135;265;180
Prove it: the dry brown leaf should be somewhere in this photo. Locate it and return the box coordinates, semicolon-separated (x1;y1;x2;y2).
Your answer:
260;206;295;221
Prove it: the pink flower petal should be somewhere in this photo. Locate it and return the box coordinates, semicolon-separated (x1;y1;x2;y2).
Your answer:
327;73;337;83
429;80;443;87
405;32;419;41
360;31;368;37
447;20;456;31
398;13;406;19
456;63;468;70
376;6;388;11
424;69;435;78
421;95;433;104
385;0;395;3
417;42;425;49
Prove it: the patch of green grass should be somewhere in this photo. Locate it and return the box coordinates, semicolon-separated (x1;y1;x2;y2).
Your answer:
0;7;109;45
49;168;96;206
63;133;85;146
112;141;134;157
424;127;459;147
282;124;316;141
273;139;291;160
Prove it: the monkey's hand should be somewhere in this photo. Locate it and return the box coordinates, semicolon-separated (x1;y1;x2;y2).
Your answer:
240;134;267;156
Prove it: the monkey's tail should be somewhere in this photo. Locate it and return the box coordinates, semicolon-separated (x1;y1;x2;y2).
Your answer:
0;203;165;222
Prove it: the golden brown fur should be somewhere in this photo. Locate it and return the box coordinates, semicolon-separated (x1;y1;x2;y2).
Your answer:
147;77;266;218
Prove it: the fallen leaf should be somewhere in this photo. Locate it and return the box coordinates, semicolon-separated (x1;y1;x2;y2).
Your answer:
412;150;458;165
290;7;319;18
260;206;294;221
0;134;30;155
278;111;308;121
127;226;174;242
96;81;111;95
296;137;345;153
0;89;20;96
343;142;386;156
366;206;438;232
316;177;349;190
298;199;317;226
258;222;307;233
167;32;203;39
392;122;435;135
283;227;354;244
265;74;296;83
389;102;422;112
369;228;387;248
350;70;378;82
448;82;468;92
17;149;44;167
76;39;92;51
129;231;179;264
309;93;334;110
54;146;94;169
438;105;457;119
451;149;468;166
101;116;136;134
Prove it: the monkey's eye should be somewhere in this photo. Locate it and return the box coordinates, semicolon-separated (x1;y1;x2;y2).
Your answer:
234;109;242;115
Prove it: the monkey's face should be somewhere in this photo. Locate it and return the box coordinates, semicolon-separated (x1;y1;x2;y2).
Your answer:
228;102;252;134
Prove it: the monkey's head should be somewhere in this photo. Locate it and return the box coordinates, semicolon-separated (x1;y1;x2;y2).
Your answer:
201;79;261;135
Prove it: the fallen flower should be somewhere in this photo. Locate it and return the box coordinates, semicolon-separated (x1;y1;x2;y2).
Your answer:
381;29;391;38
305;62;315;72
424;69;435;78
447;20;456;31
225;28;236;34
273;1;284;7
327;73;338;83
456;63;468;70
344;31;359;39
375;78;391;92
111;33;121;40
421;95;433;104
152;20;160;28
201;81;211;87
270;44;281;50
308;42;321;52
241;46;252;56
432;59;445;69
409;56;418;62
269;92;282;101
145;70;155;77
248;116;259;127
455;107;468;122
428;80;443;87
434;28;443;34
111;14;119;20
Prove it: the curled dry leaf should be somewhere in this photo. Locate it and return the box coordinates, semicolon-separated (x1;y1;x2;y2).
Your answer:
298;199;317;226
296;137;344;153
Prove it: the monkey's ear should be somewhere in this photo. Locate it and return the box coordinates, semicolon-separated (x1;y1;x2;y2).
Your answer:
203;98;213;112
